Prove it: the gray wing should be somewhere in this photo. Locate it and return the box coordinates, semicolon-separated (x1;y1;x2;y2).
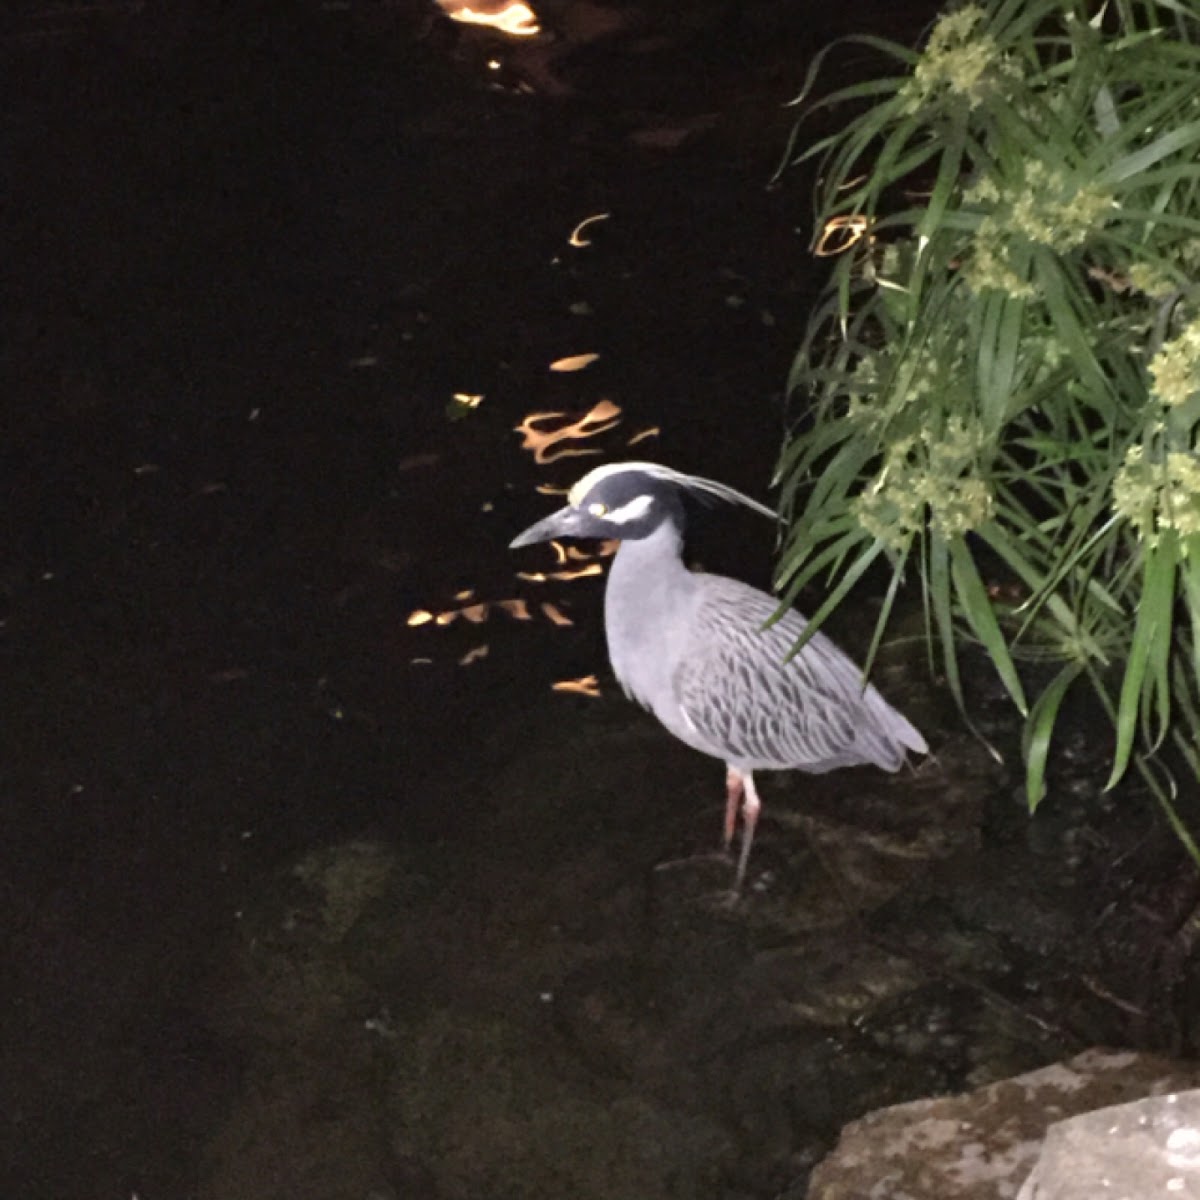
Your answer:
673;575;926;772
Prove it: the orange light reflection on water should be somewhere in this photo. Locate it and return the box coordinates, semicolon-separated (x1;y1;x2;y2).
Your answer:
568;213;610;247
816;214;871;257
549;352;600;373
495;598;533;621
553;675;601;697
517;564;603;583
514;400;622;465
434;0;539;36
551;539;616;563
406;597;540;628
540;602;573;627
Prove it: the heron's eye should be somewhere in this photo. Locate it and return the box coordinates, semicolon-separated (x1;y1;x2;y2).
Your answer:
588;502;609;517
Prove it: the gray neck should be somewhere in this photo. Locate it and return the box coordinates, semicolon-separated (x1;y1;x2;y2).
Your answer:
606;516;691;598
603;516;696;703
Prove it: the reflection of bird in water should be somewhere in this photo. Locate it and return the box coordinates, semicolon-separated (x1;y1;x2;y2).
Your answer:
511;461;927;894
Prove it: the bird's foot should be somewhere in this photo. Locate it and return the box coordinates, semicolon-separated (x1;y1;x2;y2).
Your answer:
651;850;749;908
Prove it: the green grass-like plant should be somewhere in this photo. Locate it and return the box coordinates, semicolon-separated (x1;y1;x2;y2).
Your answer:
775;0;1200;853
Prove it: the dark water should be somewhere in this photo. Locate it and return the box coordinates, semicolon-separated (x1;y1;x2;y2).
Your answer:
1;3;833;1193
7;4;1190;1198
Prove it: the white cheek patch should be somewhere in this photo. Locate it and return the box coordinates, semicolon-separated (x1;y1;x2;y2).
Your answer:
607;494;655;524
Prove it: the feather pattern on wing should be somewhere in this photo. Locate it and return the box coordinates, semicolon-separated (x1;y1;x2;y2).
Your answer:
671;575;926;773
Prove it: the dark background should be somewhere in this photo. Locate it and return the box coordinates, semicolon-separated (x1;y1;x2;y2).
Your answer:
1;2;985;1195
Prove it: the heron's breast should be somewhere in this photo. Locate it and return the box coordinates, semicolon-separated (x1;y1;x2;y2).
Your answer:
604;564;695;708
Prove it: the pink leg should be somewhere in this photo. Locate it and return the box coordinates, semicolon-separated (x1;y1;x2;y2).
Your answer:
723;766;744;850
733;772;762;892
655;766;760;896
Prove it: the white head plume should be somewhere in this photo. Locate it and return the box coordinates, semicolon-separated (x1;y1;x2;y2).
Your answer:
567;461;777;520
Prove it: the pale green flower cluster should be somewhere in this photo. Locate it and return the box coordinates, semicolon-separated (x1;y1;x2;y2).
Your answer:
1128;261;1177;298
1112;445;1200;542
963;161;1114;297
845;353;883;429
1028;328;1066;376
1008;161;1113;248
845;330;972;434
964;221;1035;298
1130;241;1200;296
901;5;1020;113
1108;320;1200;542
1148;316;1200;408
855;417;994;548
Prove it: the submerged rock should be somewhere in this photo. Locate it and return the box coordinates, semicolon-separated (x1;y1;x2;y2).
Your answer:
191;699;1193;1198
386;1007;733;1200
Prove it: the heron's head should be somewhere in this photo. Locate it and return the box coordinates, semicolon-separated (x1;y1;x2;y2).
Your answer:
509;461;775;548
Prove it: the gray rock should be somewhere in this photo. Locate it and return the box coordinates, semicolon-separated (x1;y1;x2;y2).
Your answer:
1017;1088;1200;1199
808;1049;1200;1200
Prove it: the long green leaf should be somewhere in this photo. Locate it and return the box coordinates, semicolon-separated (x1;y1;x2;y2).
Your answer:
1181;537;1200;695
976;275;1028;431
1106;533;1177;789
928;532;961;708
782;540;886;661
1024;662;1085;811
949;537;1029;714
1097;118;1200;185
862;551;908;677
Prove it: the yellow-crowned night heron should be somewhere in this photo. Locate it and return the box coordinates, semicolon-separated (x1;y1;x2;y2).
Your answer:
510;461;927;893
